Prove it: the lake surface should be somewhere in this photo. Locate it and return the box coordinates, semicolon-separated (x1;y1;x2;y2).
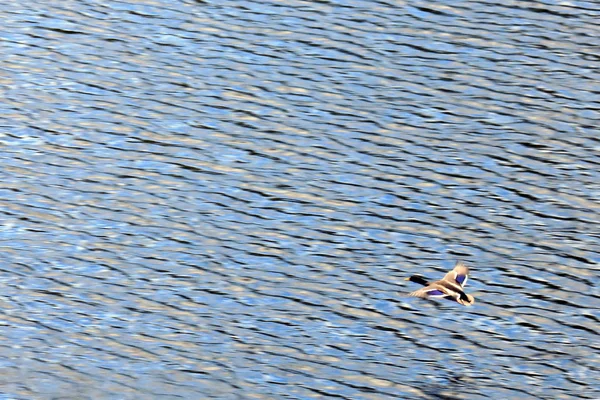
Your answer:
0;0;598;399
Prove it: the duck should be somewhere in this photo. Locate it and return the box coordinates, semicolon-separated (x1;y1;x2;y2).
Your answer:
405;261;475;306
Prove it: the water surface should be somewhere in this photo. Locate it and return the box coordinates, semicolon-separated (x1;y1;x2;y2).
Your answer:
0;0;598;398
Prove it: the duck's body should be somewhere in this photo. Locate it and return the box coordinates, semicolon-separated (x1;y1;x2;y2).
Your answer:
405;261;475;306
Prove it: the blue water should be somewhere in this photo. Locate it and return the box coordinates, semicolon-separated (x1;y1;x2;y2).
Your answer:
0;0;598;398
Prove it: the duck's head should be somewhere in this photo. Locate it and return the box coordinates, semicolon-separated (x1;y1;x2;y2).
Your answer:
405;275;429;286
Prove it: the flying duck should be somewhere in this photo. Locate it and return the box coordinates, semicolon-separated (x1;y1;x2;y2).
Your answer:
405;261;475;306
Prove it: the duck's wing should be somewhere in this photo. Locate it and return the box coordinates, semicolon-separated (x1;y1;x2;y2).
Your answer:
442;261;469;288
408;284;449;299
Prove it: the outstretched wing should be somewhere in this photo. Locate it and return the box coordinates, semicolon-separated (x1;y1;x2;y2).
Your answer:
443;261;469;288
408;285;448;298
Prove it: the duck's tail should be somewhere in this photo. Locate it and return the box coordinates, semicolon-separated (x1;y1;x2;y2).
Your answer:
458;294;475;306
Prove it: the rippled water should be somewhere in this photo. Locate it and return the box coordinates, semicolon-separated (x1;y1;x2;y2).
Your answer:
0;0;598;398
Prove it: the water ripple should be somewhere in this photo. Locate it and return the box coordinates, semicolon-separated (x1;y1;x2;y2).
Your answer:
0;0;598;398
